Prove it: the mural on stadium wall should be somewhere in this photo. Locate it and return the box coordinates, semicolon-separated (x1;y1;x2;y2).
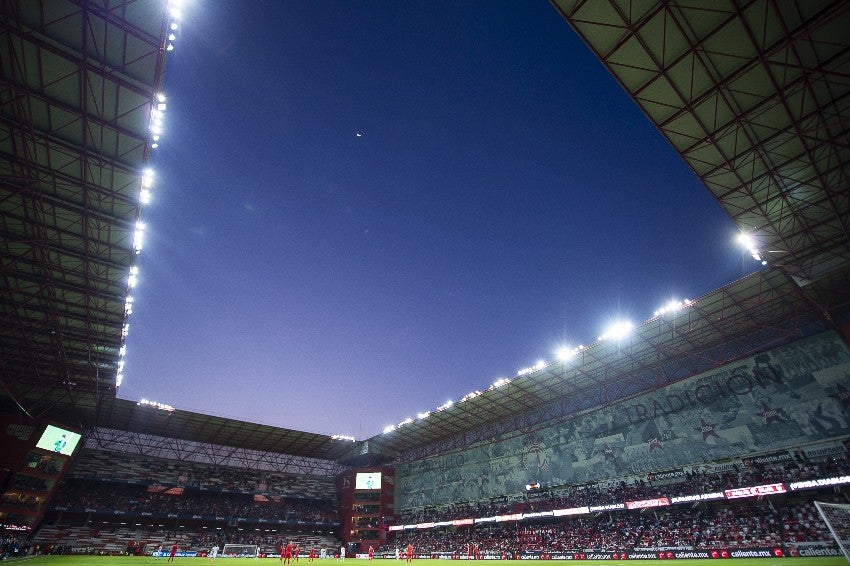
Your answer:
396;331;850;510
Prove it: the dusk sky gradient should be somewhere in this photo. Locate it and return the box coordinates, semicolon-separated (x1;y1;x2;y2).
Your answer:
118;0;759;438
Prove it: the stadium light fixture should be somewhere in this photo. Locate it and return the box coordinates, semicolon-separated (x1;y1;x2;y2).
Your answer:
331;434;355;442
417;411;431;420
133;221;146;252
598;320;634;342
382;424;396;434
436;400;453;412
128;265;139;288
459;391;481;403
737;231;765;263
555;346;577;362
516;360;544;377
653;298;691;318
490;378;510;389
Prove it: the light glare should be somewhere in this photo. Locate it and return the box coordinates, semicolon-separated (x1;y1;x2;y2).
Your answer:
599;320;634;342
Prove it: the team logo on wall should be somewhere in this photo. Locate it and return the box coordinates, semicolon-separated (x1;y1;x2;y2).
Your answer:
756;402;784;424
695;419;720;440
521;442;549;472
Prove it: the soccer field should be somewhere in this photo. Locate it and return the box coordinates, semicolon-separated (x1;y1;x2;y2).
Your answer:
4;557;846;566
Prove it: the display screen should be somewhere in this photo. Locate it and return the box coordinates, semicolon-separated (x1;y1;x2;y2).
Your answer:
35;425;81;456
355;472;382;490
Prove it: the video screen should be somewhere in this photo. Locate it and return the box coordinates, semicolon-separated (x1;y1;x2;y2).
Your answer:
34;425;81;456
355;472;381;490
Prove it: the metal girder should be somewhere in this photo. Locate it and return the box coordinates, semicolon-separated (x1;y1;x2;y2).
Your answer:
86;427;347;477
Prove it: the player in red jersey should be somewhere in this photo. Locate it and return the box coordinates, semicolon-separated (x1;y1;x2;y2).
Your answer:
294;545;300;562
368;546;374;561
406;544;413;564
308;547;316;563
168;543;178;563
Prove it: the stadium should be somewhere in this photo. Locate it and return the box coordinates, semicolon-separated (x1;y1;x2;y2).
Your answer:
1;0;850;565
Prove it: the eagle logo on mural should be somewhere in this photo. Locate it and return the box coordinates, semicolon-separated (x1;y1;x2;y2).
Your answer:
521;441;549;472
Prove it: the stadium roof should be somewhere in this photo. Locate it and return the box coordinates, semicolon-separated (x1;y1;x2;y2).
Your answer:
1;0;165;421
553;0;850;286
1;0;848;466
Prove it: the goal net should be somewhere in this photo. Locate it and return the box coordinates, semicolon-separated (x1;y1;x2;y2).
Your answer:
815;501;850;563
222;544;260;558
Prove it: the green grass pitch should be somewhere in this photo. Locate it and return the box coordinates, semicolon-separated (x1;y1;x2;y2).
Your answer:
3;557;846;566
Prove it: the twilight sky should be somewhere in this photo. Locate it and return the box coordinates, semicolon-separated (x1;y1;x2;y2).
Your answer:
119;0;758;438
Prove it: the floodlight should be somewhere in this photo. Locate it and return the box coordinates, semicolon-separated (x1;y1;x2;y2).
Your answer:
133;223;145;252
417;411;430;420
535;359;546;370
599;320;634;342
653;298;691;317
436;400;453;411
156;93;167;103
382;425;395;434
736;231;763;261
398;417;413;427
736;233;755;249
167;44;174;52
555;346;576;362
490;378;510;389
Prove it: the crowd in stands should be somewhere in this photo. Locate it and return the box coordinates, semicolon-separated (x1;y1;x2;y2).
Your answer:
381;447;849;554
383;496;840;554
50;479;338;524
397;449;850;524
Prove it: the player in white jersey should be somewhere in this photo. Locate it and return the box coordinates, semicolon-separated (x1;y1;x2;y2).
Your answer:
210;546;219;560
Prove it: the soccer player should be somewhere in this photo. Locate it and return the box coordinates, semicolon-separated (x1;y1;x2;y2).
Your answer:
293;544;300;562
339;545;345;562
155;545;163;559
283;541;293;566
210;545;219;561
320;548;327;560
405;544;413;564
368;546;374;561
255;546;260;561
394;548;399;561
309;546;316;563
168;543;178;563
